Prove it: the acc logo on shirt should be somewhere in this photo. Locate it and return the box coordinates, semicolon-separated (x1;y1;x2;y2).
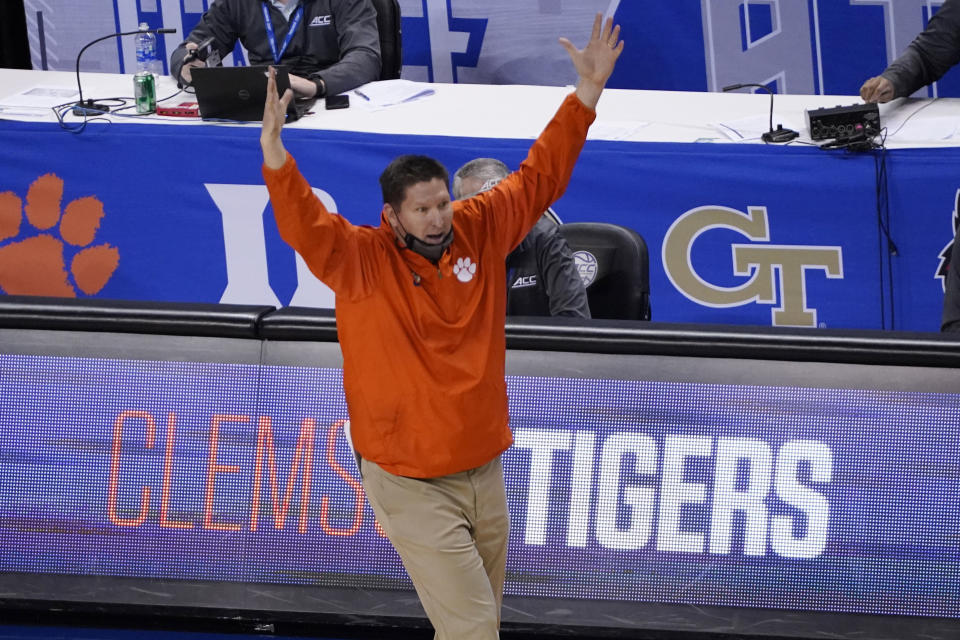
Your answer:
512;274;537;289
662;205;843;327
573;250;598;287
309;15;332;27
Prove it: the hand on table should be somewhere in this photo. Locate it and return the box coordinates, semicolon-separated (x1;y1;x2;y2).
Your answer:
860;76;895;103
178;43;205;83
289;74;321;99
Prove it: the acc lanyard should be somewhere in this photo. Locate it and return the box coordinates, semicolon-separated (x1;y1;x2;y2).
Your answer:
262;2;304;64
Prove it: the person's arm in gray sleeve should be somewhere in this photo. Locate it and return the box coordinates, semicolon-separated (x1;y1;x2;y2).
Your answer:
537;224;591;319
310;0;381;96
881;0;960;98
170;0;239;85
942;225;960;332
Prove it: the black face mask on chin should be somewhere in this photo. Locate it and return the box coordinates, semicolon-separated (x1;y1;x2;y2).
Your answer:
394;216;454;263
404;228;454;262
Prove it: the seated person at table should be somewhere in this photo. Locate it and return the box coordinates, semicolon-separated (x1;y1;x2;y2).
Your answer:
452;158;591;319
171;0;380;99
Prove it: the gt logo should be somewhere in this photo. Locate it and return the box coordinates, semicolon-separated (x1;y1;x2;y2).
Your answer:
663;206;843;327
512;275;537;289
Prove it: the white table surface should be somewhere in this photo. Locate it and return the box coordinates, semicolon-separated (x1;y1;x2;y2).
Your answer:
1;68;958;148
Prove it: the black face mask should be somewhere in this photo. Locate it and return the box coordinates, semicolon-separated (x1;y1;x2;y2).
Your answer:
404;229;454;262
394;217;454;262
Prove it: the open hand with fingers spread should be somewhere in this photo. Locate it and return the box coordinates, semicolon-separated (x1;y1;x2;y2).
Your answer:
559;13;624;110
261;66;294;170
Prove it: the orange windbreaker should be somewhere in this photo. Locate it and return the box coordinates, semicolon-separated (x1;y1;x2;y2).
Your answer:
263;92;595;478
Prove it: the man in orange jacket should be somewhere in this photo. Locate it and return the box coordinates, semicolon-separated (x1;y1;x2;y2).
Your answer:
260;14;623;639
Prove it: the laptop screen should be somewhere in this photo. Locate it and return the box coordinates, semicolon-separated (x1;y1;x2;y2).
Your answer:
191;65;298;122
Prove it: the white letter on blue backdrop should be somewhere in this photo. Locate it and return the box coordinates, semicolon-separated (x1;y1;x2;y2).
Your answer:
595;432;658;551
701;0;815;93
771;440;832;559
709;437;772;556
514;428;571;546
657;435;713;553
208;184;336;308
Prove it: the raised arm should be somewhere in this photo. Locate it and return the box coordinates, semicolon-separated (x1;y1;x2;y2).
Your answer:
465;13;623;256
261;66;294;169
259;67;378;299
560;13;624;110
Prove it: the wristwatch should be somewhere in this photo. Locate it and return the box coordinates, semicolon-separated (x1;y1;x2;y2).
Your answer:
312;77;327;98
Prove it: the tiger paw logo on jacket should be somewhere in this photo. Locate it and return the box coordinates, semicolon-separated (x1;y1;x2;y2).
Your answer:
0;173;119;296
454;256;477;283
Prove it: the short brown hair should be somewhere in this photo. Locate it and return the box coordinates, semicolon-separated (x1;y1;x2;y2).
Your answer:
379;155;450;208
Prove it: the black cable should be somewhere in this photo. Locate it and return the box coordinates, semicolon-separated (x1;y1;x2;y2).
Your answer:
51;88;192;125
51;100;101;133
872;128;896;329
818;123;895;328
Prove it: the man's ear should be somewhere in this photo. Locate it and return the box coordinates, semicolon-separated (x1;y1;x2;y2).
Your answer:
383;203;406;246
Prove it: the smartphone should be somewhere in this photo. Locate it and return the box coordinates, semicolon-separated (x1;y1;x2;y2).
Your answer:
325;94;350;110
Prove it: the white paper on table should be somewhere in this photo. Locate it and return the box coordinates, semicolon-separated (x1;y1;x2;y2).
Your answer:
351;79;435;111
587;120;650;141
711;113;802;141
0;85;79;116
884;114;959;141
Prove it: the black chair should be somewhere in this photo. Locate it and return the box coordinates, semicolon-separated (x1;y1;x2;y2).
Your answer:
558;222;651;321
370;0;402;80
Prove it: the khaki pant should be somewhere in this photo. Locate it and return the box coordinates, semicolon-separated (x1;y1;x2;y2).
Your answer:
361;456;509;640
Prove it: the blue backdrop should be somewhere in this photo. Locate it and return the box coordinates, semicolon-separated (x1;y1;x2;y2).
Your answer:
25;1;960;97
0;118;956;330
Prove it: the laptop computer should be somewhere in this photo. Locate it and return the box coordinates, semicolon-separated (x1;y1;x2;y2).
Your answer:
190;65;314;122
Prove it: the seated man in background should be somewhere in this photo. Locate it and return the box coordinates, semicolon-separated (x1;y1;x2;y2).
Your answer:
171;0;381;99
452;158;591;319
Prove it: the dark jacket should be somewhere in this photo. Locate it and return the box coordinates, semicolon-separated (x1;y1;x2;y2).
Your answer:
943;224;960;332
505;215;591;318
882;0;960;98
170;0;380;97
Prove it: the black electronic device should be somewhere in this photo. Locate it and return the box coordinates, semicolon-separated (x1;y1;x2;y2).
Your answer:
325;94;350;110
182;36;217;65
72;27;177;116
806;103;880;140
722;82;799;144
191;65;313;122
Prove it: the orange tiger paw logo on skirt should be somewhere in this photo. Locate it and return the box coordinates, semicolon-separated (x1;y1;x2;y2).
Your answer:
0;173;119;297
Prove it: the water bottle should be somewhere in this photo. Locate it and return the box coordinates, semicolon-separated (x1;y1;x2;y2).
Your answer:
134;22;158;78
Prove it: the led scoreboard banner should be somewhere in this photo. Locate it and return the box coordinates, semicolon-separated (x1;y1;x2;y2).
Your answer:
1;299;959;640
